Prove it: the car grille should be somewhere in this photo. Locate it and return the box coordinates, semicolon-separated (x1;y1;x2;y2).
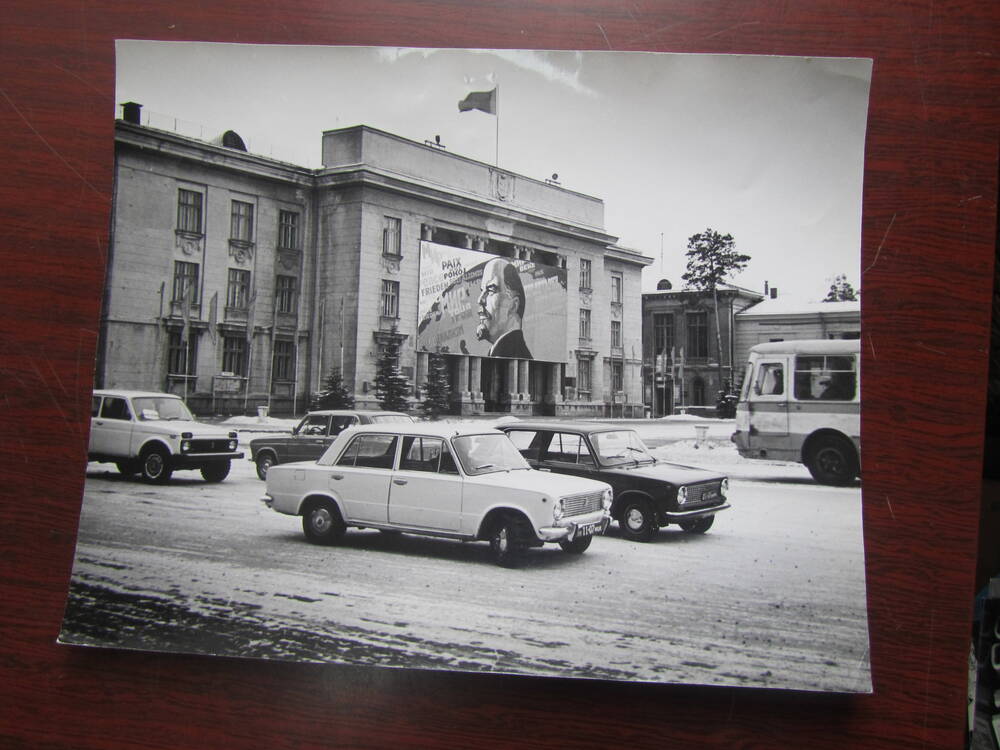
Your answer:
187;439;233;454
683;481;724;508
561;491;603;517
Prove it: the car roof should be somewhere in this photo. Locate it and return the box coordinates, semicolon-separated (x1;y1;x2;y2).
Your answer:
498;421;624;435
345;423;502;439
304;409;410;417
93;389;184;400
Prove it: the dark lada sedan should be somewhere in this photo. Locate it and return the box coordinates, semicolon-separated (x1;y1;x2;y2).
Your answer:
248;409;413;479
498;422;730;542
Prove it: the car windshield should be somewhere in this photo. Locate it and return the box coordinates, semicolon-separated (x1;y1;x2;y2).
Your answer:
452;433;531;475
370;414;415;424
133;396;194;422
590;430;655;466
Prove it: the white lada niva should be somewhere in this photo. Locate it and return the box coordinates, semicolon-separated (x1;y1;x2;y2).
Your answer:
89;390;243;483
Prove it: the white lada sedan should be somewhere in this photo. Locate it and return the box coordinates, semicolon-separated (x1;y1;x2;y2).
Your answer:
261;423;612;567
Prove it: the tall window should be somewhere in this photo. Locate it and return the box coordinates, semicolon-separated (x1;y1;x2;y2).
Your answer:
653;313;674;357
381;279;400;318
278;210;300;250
383;216;401;256
272;340;294;381
612;360;624;392
167;331;197;376
610;320;622;348
222;335;247;376
579;308;591;339
578;359;591;395
579;258;592;290
226;269;250;309
230;200;254;243
687;312;709;358
177;189;203;234
172;261;199;304
275;275;297;314
610;272;623;304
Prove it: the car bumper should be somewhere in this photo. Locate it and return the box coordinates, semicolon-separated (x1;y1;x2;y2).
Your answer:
663;503;730;522
173;452;244;469
537;512;610;542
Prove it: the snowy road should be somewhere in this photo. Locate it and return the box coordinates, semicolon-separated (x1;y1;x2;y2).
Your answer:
60;419;870;693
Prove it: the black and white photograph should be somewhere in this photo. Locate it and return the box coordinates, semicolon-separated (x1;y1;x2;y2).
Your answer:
60;42;872;693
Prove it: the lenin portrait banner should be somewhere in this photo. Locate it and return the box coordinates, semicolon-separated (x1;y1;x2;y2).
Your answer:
417;241;567;362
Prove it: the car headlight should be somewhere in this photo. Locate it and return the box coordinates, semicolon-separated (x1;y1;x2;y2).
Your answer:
720;478;729;498
601;488;613;511
552;498;564;522
181;440;191;453
228;440;238;451
677;486;688;505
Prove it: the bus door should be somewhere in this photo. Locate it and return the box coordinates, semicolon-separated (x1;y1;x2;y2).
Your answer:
747;357;790;452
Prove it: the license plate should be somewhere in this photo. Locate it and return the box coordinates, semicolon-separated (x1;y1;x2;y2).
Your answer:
576;522;601;538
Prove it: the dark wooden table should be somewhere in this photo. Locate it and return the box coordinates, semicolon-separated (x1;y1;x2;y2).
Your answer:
1;2;997;747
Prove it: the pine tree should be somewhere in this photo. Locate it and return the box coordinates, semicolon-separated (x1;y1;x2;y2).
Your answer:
374;341;411;413
421;353;452;420
824;274;859;302
682;228;751;390
310;367;354;410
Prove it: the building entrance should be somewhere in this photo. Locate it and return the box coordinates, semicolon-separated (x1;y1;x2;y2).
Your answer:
481;358;510;413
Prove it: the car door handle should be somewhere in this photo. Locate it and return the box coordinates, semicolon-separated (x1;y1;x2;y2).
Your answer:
538;467;551;472
393;479;408;486
330;474;344;480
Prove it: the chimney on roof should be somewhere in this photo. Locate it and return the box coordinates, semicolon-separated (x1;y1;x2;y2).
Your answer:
770;287;778;299
764;280;769;296
121;102;142;125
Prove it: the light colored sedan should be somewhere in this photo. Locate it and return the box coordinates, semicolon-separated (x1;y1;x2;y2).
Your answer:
262;423;612;567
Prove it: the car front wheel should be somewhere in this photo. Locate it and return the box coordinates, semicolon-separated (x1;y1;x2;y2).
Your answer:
619;499;656;542
558;535;593;554
678;515;714;534
139;447;173;484
489;516;527;567
200;461;231;483
302;499;346;545
255;452;276;481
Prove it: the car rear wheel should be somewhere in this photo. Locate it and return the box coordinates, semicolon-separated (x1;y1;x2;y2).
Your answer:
255;452;276;481
678;515;714;534
139;447;172;484
558;535;593;554
302;498;346;545
806;437;858;486
200;461;231;483
489;516;527;568
619;499;656;542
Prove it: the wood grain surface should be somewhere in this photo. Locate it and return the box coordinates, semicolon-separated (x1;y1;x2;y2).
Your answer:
1;2;997;748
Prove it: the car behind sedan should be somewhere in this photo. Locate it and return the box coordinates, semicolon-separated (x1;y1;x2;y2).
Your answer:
262;424;612;566
499;422;730;542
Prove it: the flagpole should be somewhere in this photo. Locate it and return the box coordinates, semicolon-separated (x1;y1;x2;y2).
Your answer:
495;83;500;166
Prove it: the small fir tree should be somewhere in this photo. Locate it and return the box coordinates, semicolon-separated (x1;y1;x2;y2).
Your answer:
823;274;859;302
421;353;452;420
374;341;411;413
310;367;354;410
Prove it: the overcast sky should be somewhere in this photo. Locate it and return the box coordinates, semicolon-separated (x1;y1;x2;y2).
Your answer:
117;42;872;301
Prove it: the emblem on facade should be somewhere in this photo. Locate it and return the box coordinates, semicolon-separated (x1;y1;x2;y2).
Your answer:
490;169;516;202
228;241;254;265
611;302;623;320
175;232;202;257
277;250;299;272
579;290;592;307
381;254;401;274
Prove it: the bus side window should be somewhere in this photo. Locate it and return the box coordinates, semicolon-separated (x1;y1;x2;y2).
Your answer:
754;363;784;397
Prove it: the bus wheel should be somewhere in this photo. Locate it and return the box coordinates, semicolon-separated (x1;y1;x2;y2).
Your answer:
806;437;857;486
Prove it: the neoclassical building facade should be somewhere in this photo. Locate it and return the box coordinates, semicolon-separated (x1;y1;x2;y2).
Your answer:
97;110;652;416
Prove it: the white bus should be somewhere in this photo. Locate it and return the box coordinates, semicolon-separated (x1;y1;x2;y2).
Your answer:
731;339;860;485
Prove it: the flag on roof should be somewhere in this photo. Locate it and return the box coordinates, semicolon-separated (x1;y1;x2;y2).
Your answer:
458;88;497;115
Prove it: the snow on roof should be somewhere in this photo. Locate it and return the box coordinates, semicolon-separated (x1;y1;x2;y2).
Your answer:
736;297;859;317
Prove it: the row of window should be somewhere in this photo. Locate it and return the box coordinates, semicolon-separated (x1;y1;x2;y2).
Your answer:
651;312;710;360
177;188;301;250
172;261;298;314
167;331;295;380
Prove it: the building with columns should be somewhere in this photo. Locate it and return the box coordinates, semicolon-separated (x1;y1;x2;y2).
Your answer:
97;108;652;417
